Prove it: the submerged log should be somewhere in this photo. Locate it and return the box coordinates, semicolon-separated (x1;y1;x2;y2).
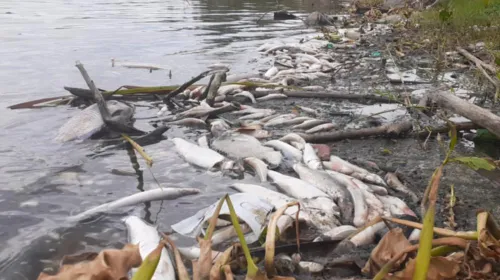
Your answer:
299;121;412;143
427;90;500;138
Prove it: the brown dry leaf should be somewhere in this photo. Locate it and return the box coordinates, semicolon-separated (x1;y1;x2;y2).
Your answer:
390;257;460;280
38;244;142;280
478;229;500;262
196;238;213;280
362;228;412;276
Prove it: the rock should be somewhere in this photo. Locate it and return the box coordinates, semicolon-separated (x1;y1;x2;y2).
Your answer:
274;10;297;20
380;14;403;24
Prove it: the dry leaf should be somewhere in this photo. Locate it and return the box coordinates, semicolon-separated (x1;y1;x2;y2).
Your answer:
362;228;412;275
390;257;460;280
478;229;500;262
38;244;142;280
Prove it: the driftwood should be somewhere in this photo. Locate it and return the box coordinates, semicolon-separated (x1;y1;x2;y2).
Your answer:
456;47;498;74
75;61;145;135
426;90;500;138
299;121;413;143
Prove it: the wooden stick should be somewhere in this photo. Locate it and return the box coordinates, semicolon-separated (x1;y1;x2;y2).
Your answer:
299;121;412;143
428;90;500;138
457;47;498;74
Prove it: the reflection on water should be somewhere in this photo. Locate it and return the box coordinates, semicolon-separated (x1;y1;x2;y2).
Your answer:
0;0;338;278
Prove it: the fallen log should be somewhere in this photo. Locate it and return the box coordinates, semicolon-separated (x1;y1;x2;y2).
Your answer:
456;47;498;74
427;90;500;138
416;122;479;138
299;121;413;143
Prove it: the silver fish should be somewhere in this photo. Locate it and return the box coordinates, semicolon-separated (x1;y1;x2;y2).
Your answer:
166;118;207;128
197;135;209;148
264;140;302;164
352;178;386;221
325;156;387;187
68;188;200;222
376;195;417;218
225;73;259;83
124;216;175;280
172;138;225;170
256;93;288;102
385;172;419;203
211;223;252;245
56;100;134;142
267;170;340;231
243;157;268;182
350;222;386;247
210;119;231;137
293;163;353;224
266;116;314;128
326;170;368;227
305;123;336;134
234;91;256;103
298;262;324;273
302;143;322;170
302;85;324;91
292;119;328;129
280;133;306;150
263;114;297;127
218;84;245;95
366;183;389;196
258;114;281;123
211;132;282;167
294;53;321;64
313;225;357;242
239;110;275;120
264;66;279;79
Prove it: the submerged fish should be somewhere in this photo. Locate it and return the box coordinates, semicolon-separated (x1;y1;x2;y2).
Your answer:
211;132;282;167
124;216;175;280
293;163;353;224
267;117;314;128
56;100;134;142
172;138;225;170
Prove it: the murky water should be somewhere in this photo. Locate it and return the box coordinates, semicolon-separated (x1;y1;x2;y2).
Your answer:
0;0;336;278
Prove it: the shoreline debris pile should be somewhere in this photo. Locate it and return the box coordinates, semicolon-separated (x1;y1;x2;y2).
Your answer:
10;1;500;279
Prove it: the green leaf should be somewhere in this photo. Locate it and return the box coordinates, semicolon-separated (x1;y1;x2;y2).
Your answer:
131;242;163;280
474;129;500;142
448;125;457;153
413;204;436;280
449;156;496;171
439;9;453;22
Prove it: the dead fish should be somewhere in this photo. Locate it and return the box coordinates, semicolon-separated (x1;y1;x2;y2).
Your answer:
230;105;261;115
243;157;268;182
211;223;251;246
385;172;419;203
311;144;331;161
326;170;368;227
302;85;324;91
264;140;302;164
293;163;353;224
166;118;207;129
226;73;259;83
211;132;282;167
218;84;244;95
256;93;288;102
268;170;329;199
352;179;386;221
68;188;200;222
111;58;163;71
305;123;336;134
172;138;225;170
376;195;417;218
56;100;134;142
267;116;314;128
179;103;226;118
294;53;321;64
197;135;209;148
279;133;306;150
326;156;387;187
303;143;323;170
264;66;279;79
291;119;326;130
238;129;270;139
239;110;275;120
210;119;231;137
124;216;175;280
230;183;298;216
313;225;357;242
350;222;386;247
308;63;323;71
298;262;324;273
234;91;256;103
263;114;297;128
258;113;281;123
366;183;389;196
275;60;294;68
177;246;223;261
